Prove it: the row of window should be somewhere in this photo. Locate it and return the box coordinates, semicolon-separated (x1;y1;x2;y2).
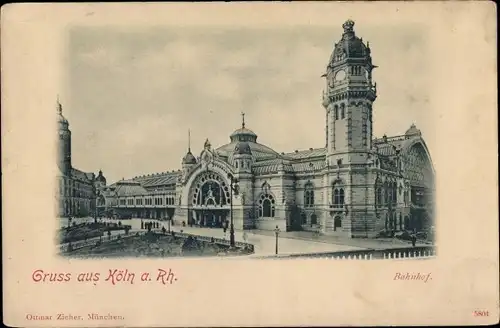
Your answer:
305;185;345;208
351;66;364;75
376;183;398;207
234;160;251;169
117;197;176;206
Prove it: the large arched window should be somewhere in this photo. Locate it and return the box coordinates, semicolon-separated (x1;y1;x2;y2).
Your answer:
304;182;315;208
332;182;345;208
191;172;230;206
258;193;275;217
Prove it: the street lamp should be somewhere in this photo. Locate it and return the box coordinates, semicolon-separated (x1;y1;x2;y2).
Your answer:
227;173;239;248
274;225;280;255
308;162;316;227
94;187;100;224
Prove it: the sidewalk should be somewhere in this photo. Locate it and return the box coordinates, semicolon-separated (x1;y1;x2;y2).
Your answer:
250;229;432;250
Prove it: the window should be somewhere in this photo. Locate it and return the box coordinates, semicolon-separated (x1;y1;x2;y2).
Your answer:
340;104;345;119
258;193;275;217
333;185;345;208
392;182;397;205
376;185;383;207
310;213;318;225
301;212;307;224
304;182;315;208
334;105;339;120
334;216;342;231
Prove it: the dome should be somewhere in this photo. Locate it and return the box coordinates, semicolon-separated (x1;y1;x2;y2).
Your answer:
96;170;106;182
405;123;421;137
182;150;197;164
234;141;252;155
329;20;371;66
217;141;278;161
230;127;258;143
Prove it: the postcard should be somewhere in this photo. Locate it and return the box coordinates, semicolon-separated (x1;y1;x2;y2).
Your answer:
2;2;498;326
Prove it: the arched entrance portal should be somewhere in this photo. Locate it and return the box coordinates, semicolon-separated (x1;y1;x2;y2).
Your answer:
402;141;435;233
189;171;231;228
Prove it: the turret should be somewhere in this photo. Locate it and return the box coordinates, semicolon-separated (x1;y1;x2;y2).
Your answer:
56;97;72;174
95;169;107;189
182;129;197;171
233;141;253;172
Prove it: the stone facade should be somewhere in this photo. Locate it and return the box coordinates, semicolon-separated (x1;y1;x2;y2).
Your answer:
56;100;98;218
95;20;435;238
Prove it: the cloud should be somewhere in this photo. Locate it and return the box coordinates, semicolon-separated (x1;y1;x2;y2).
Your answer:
77;46;123;69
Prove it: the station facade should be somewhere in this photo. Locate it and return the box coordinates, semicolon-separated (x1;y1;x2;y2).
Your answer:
64;20;435;237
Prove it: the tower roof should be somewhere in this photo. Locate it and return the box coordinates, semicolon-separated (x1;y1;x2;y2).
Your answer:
96;169;106;182
230;112;258;143
329;20;372;67
405;123;422;137
182;129;197;164
56;97;69;127
182;151;197;164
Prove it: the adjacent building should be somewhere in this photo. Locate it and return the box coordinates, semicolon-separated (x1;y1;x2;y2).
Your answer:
89;20;436;237
56;100;99;217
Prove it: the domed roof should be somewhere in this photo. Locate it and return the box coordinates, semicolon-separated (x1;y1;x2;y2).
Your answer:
234;141;252;155
230;112;258;143
182;150;197;164
230;127;258;142
329;20;371;66
96;170;106;182
217;141;279;162
405;123;421;137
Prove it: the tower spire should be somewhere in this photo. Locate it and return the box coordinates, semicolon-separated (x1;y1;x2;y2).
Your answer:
56;94;62;114
188;129;191;152
241;112;245;128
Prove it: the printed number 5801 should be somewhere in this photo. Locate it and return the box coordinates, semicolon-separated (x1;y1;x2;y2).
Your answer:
473;310;489;317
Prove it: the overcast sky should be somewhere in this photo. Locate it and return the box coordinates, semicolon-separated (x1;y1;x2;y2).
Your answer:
63;22;432;184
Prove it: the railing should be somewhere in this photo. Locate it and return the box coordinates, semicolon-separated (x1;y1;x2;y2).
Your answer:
59;231;146;253
172;231;255;253
256;246;436;260
59;230;255;254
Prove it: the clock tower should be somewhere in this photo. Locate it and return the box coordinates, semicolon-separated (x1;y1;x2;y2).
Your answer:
323;20;377;166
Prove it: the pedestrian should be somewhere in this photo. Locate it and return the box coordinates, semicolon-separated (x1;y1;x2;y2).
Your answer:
243;231;248;243
411;229;417;247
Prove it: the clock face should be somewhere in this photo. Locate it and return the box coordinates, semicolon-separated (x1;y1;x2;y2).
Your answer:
335;69;346;82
